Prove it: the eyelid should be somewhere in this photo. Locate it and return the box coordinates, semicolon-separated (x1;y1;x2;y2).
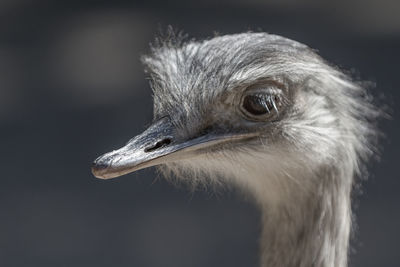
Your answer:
222;79;286;105
245;87;282;96
243;79;286;93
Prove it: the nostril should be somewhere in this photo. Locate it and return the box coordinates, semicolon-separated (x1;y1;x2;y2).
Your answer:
92;159;108;170
144;138;172;153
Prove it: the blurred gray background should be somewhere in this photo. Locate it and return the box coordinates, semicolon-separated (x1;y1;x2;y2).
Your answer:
0;0;398;266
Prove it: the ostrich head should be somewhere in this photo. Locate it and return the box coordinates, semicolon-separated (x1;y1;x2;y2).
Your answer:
92;32;378;267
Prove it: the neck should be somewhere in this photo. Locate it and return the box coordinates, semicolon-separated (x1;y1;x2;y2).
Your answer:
250;166;353;267
172;151;355;267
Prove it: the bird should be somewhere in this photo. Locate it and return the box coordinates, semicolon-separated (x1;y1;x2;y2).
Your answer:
91;32;379;267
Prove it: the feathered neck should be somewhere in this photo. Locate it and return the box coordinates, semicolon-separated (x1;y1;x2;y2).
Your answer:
254;165;352;267
164;149;355;267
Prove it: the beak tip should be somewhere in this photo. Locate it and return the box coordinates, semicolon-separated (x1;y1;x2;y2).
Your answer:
91;159;111;179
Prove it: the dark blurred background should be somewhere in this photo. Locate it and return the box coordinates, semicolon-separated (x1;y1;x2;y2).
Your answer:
0;0;398;266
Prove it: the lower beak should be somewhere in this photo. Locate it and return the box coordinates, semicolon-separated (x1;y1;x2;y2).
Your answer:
91;117;255;179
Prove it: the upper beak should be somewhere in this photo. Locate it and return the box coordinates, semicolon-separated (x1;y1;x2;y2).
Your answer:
91;117;255;179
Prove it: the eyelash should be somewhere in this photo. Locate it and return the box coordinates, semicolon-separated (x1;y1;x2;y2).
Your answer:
258;94;280;113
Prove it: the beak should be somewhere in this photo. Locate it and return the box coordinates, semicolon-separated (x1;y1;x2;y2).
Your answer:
91;117;255;179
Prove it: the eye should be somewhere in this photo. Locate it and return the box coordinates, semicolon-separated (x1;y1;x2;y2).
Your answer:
242;94;276;115
240;86;283;121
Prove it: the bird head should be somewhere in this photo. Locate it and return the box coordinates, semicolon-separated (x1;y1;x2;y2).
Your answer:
92;33;376;199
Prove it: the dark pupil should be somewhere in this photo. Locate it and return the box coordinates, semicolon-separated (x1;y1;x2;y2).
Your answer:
243;95;273;115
